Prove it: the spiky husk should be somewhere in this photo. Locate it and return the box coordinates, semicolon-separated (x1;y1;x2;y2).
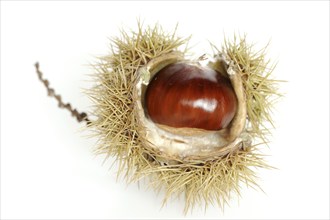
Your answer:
221;36;280;142
88;24;278;213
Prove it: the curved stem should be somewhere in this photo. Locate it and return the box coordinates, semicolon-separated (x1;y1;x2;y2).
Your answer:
34;62;91;125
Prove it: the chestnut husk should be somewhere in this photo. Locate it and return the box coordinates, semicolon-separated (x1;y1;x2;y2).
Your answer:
89;23;279;213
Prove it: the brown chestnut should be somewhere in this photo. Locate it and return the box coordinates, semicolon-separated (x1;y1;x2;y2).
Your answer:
145;63;237;131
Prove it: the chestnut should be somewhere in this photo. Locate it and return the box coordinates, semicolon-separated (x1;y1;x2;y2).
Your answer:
145;63;237;131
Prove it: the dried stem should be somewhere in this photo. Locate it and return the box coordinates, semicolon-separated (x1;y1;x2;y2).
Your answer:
34;62;91;124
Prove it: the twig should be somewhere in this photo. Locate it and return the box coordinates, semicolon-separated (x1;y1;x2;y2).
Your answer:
34;62;91;125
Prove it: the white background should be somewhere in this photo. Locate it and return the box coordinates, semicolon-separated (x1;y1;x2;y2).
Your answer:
1;1;329;219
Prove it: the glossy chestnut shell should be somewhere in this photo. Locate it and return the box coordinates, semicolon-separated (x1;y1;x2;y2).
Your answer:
145;63;237;131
